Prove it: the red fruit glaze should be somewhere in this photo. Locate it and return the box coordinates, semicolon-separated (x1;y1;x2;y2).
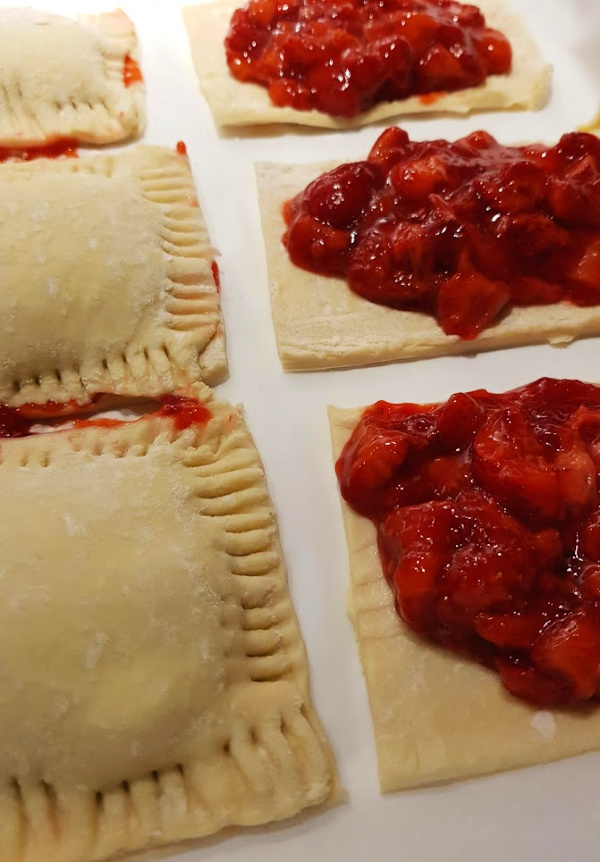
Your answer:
225;0;511;118
0;140;78;163
0;396;211;438
284;128;600;339
211;260;221;290
156;395;212;430
176;141;188;156
336;378;600;706
123;54;143;87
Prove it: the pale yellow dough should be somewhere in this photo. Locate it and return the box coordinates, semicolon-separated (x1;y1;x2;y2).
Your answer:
182;0;550;130
0;8;144;146
0;146;227;405
257;160;600;371
0;384;337;862
330;406;600;792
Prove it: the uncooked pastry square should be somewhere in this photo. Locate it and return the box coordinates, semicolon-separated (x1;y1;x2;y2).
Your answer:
182;0;550;130
257;161;600;371
0;8;144;146
0;146;227;407
0;384;337;862
329;405;600;792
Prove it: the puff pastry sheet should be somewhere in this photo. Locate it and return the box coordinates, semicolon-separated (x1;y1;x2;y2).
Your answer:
0;146;227;406
0;385;337;862
182;0;550;130
330;407;600;792
0;8;144;147
257;161;600;371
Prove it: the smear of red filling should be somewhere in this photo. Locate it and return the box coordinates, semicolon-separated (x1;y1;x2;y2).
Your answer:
0;395;211;438
337;378;600;706
418;92;441;105
123;54;143;87
156;395;212;430
211;260;221;291
176;141;188;156
0;139;78;164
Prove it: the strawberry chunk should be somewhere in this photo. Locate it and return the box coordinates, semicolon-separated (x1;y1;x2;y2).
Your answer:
436;269;510;338
532;611;600;701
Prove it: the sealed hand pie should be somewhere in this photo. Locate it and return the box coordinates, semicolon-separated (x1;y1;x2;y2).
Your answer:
0;145;226;407
0;385;337;861
329;382;600;792
257;129;600;371
0;8;144;147
182;0;549;129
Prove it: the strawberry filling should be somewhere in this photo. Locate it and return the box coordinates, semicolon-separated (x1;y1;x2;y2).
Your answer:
123;54;143;87
225;0;511;118
284;128;600;339
0;140;78;163
336;378;600;706
0;395;211;438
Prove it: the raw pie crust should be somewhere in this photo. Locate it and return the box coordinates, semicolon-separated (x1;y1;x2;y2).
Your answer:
0;385;337;862
182;0;550;130
0;8;144;147
330;406;600;792
257;161;600;371
0;146;227;406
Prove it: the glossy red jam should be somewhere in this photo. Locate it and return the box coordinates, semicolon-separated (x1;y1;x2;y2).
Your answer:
0;396;211;438
284;128;600;339
225;0;511;118
157;395;212;430
337;378;600;706
176;140;188;156
123;55;143;87
0;140;78;164
212;260;221;290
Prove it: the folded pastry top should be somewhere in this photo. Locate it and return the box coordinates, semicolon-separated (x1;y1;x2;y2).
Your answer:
0;8;144;147
0;146;227;407
0;386;336;862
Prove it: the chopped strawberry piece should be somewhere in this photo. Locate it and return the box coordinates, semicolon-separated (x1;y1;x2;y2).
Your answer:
496;659;571;706
532;611;600;701
472;408;596;526
284;211;351;275
476;27;512;74
476;610;547;650
389;154;449;199
572;240;600;296
416;43;469;90
380;502;454;627
436;392;485;452
306;162;381;228
437;270;510;338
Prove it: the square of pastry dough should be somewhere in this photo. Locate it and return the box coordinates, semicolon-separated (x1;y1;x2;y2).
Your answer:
182;0;549;130
257;160;600;371
0;8;144;147
0;146;227;407
0;384;337;862
329;405;600;792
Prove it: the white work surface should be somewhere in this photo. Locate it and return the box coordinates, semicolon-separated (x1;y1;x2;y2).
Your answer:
8;0;600;859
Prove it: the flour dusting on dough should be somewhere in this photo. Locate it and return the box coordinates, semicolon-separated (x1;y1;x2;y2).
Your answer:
530;710;557;740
